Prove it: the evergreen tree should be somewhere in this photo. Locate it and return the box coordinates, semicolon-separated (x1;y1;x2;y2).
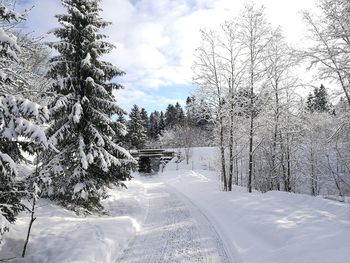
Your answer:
314;84;330;112
0;4;48;238
185;96;195;125
117;114;127;126
149;111;160;139
114;114;127;144
164;103;185;128
186;96;193;106
128;105;147;149
159;111;166;135
175;102;185;125
40;0;134;212
140;108;149;137
165;104;177;128
306;84;330;113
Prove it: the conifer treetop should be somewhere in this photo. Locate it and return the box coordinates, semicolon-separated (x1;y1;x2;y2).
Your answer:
47;0;124;97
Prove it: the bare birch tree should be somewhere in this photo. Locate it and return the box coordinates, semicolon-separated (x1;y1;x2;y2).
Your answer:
237;3;272;192
218;21;246;191
193;29;229;190
263;29;300;191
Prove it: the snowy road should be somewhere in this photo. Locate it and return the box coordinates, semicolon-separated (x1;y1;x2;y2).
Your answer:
116;178;232;263
2;147;349;263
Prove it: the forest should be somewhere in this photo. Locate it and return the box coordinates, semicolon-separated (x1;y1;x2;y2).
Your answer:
0;0;349;261
125;1;350;196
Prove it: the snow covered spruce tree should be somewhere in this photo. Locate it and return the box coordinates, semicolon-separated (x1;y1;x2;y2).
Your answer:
127;105;147;149
0;5;48;241
40;0;134;212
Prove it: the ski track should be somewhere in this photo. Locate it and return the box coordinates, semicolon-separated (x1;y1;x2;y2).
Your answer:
116;177;232;263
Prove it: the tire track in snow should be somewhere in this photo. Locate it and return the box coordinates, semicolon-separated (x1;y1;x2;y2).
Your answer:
165;186;233;263
165;183;243;263
116;179;233;263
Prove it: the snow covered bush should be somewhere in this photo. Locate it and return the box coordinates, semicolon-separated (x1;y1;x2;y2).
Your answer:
40;0;135;213
0;4;48;243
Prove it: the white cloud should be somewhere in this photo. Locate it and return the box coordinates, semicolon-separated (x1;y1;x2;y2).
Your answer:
19;0;318;111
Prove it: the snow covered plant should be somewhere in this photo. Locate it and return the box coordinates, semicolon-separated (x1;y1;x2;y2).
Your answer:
0;5;49;243
40;0;135;213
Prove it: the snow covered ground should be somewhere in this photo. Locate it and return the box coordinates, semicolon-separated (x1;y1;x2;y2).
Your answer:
0;180;148;262
161;170;350;263
161;147;350;263
1;147;349;263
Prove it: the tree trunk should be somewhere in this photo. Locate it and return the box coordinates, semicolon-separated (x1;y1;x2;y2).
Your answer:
228;141;233;191
185;148;190;165
248;37;254;193
310;145;317;196
220;118;227;191
240;158;243;187
22;152;40;258
22;197;37;258
248;70;254;193
228;101;234;191
285;139;292;192
271;86;280;190
235;149;239;185
248;112;254;193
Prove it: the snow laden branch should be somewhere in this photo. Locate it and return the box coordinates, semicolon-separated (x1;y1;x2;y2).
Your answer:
0;2;49;244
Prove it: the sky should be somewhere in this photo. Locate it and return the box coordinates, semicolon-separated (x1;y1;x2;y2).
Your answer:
17;0;317;113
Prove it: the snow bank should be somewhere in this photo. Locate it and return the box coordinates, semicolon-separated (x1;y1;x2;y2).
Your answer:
0;214;9;245
161;147;350;263
0;179;148;263
165;147;220;172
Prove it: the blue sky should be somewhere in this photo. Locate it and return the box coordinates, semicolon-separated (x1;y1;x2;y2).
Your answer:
16;0;317;113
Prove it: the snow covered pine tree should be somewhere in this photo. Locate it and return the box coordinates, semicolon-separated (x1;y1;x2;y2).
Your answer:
40;0;134;212
127;105;147;149
0;5;48;241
